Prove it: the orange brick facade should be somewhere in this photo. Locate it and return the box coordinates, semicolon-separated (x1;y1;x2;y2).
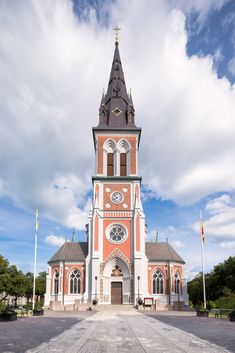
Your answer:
51;263;86;296
97;135;137;175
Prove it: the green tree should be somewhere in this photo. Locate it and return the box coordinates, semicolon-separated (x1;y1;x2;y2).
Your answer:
25;272;34;304
0;256;27;306
188;256;235;307
0;255;12;301
8;265;26;306
35;271;47;301
187;273;203;306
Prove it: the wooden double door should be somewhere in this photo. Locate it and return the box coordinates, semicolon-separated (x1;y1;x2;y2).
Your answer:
111;282;122;304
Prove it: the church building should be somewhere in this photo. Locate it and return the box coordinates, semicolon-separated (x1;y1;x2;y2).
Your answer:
45;35;188;309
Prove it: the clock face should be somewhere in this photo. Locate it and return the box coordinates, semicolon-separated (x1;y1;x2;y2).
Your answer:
110;191;124;204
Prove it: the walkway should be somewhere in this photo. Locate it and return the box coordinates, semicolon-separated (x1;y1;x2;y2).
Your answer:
23;311;233;353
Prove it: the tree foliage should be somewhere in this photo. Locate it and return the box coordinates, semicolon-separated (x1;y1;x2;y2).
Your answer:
0;256;12;300
36;271;47;296
188;256;235;307
0;255;47;305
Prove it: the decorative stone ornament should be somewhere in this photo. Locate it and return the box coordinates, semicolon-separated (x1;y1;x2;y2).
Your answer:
106;224;127;244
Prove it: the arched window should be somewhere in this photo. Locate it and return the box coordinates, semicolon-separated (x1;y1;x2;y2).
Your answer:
103;140;116;176
120;153;127;176
152;270;164;294
54;271;59;295
70;269;81;294
174;272;180;294
117;140;130;176
107;152;114;176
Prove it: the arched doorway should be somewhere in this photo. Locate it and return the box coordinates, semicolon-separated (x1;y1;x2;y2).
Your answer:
103;257;130;304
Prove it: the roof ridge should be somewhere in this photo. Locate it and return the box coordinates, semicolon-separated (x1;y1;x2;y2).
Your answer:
166;242;174;261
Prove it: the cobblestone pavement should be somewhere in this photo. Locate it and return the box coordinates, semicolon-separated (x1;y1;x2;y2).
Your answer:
1;310;233;353
0;312;93;353
144;311;235;353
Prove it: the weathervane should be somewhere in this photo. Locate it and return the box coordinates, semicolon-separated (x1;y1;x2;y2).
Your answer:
113;26;121;43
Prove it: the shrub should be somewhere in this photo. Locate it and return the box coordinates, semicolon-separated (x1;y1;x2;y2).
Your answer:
189;300;194;308
215;294;235;309
23;303;32;310
0;302;7;313
207;301;217;309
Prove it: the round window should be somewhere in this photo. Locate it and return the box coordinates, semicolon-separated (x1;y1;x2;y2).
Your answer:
107;224;127;243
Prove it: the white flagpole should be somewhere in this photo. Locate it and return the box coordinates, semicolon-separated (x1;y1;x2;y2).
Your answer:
32;209;39;310
200;209;206;309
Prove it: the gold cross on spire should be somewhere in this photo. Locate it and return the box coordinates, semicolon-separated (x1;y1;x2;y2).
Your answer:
113;26;121;43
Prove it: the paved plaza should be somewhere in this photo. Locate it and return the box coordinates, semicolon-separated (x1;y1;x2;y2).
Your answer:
0;310;234;353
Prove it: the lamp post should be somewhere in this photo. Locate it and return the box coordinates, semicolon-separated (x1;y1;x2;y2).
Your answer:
137;276;140;301
95;276;97;299
177;279;180;302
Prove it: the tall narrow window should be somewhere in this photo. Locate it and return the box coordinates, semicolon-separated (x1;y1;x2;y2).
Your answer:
153;270;164;294
54;271;59;295
120;153;127;176
174;273;180;294
70;269;81;294
107;153;114;176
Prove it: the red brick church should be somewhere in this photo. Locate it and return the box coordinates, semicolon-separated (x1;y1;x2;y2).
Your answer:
45;36;188;309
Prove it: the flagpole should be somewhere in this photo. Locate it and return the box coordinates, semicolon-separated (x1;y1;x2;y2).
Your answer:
200;209;206;309
32;209;39;310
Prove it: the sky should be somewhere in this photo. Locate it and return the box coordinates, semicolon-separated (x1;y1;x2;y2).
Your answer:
0;0;235;280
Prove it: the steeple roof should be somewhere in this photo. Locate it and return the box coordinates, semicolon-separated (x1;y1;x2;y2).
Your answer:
97;41;137;130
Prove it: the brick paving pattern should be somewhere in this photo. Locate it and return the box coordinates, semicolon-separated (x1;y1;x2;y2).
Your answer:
0;310;234;353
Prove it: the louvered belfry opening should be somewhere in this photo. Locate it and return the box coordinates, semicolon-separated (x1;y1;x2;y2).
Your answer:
107;152;114;176
120;153;127;176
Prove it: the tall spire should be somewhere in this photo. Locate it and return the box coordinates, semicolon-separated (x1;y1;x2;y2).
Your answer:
97;30;137;129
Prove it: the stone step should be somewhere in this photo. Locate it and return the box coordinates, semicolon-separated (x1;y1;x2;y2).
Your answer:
95;304;137;311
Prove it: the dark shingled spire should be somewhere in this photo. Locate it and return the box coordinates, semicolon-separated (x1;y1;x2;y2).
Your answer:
97;41;137;129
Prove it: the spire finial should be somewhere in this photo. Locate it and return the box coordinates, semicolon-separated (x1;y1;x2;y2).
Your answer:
72;228;75;242
113;26;121;44
156;229;158;243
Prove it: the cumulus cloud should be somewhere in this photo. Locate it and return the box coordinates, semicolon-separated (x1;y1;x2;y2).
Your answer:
45;234;65;247
192;194;235;244
0;0;235;229
171;240;186;248
228;57;235;76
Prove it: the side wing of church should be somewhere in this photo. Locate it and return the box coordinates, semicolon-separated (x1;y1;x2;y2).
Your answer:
44;38;188;309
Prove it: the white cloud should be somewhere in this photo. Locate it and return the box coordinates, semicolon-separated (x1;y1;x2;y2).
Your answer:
171;240;186;248
228;56;235;76
0;0;235;230
220;240;235;249
213;47;224;64
45;234;65;247
172;0;230;29
192;194;235;243
206;194;232;214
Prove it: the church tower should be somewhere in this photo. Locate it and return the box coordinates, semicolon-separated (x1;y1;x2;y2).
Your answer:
45;32;188;309
85;34;148;304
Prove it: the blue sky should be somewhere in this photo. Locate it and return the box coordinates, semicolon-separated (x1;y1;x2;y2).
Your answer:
0;0;235;280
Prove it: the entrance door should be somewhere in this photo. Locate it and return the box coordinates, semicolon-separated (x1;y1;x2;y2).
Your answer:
111;282;122;304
